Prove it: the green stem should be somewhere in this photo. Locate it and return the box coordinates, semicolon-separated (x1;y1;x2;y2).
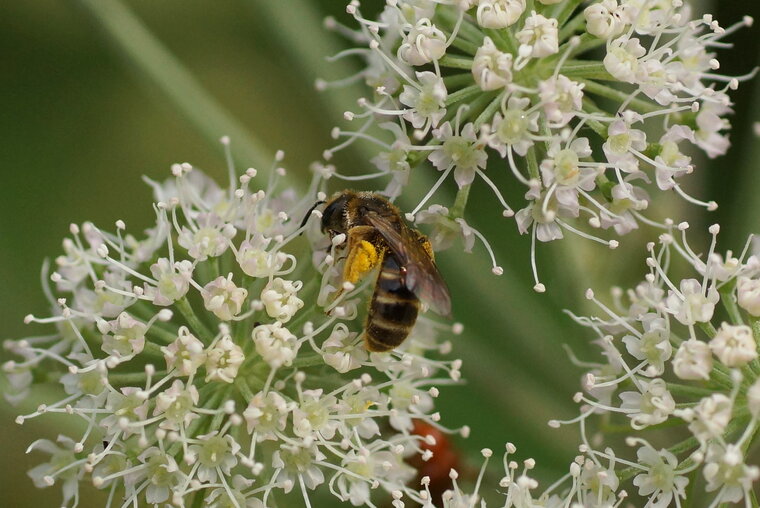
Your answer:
580;98;610;137
142;340;165;357
175;298;215;343
558;11;586;41
291;353;326;368
561;61;614;81
750;316;760;346
526;145;540;180
439;55;475;70
235;377;256;401
473;91;505;130
450;183;472;219
568;33;607;58
448;36;480;56
720;281;745;326
551;0;585;27
146;324;179;345
443;73;475;89
666;382;716;398
438;6;484;47
483;28;516;54
578;79;662;114
445;84;482;107
76;0;272;170
108;370;168;385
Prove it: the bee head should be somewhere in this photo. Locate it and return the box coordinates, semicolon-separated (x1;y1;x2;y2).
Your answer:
320;192;353;235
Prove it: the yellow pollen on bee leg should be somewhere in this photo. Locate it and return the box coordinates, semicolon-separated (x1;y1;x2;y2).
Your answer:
345;240;379;283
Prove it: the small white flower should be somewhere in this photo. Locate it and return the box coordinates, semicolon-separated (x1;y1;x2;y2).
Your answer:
578;460;619;506
515;187;566;243
202;274;248;321
336;384;385;439
632;445;688;508
293;389;339;439
145;258;192;305
484;96;539;157
703;443;760;504
76;272;131;318
471;37;514;91
709;322;757;367
600;182;649;235
672;338;713;380
414;205;471;252
540;137;596;215
429;122;487;188
737;276;760;316
679;393;733;443
476;0;526;29
261;277;304;323
178;214;236;261
665;279;719;325
695;99;732;158
272;444;326;493
704;250;743;282
131;446;182;500
322;324;366;373
205;477;262;508
101;387;150;436
584;0;625;39
516;12;559;58
27;436;82;505
748;379;760;418
655;125;694;190
538;75;584;127
189;432;240;483
237;236;287;278
161;326;206;376
603;113;647;174
619;378;675;429
100;312;146;358
388;379;433;431
252;321;300;369
243;391;290;440
622;314;672;375
400;71;448;128
397;18;446;66
154;379;199;430
204;335;244;383
604;36;647;83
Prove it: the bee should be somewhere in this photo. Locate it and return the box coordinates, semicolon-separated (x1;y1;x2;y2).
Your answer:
318;191;451;352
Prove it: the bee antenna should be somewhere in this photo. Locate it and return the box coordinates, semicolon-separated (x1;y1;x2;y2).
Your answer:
299;200;326;231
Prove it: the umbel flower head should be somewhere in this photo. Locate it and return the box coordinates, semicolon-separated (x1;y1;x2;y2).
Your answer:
321;0;754;291
548;224;760;506
3;139;466;508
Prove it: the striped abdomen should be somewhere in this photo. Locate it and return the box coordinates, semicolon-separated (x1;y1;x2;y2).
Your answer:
364;253;419;352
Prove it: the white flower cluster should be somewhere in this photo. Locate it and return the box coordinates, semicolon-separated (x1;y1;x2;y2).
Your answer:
547;224;760;506
3;141;465;508
321;0;753;290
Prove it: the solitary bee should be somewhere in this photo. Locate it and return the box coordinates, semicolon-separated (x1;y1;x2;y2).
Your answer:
318;191;451;352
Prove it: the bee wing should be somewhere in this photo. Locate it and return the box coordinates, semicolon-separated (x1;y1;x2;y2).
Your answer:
365;213;452;318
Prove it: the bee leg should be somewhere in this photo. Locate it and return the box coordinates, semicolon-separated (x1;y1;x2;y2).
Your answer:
328;227;380;312
343;239;380;284
412;230;435;260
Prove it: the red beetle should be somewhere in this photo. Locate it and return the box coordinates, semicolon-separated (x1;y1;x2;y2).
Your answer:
407;420;461;505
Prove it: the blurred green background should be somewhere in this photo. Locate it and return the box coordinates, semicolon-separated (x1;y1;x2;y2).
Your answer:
1;0;759;506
